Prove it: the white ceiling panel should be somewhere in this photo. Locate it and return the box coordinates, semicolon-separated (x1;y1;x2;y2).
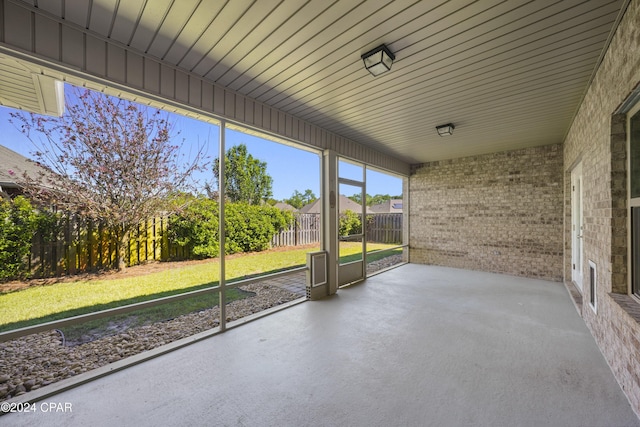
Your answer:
88;0;117;36
162;0;227;66
197;1;306;83
62;0;91;28
202;0;302;84
108;0;146;46
222;0;381;93
187;0;260;76
35;0;62;16
145;0;200;60
127;0;173;53
9;0;629;163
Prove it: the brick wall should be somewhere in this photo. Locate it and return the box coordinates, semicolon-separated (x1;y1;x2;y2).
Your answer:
409;144;563;281
563;0;640;416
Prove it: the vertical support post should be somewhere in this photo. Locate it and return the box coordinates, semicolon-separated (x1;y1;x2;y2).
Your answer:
362;166;367;278
323;150;338;295
219;121;226;331
402;176;410;263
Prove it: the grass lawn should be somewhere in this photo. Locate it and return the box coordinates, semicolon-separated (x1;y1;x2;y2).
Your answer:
0;243;400;332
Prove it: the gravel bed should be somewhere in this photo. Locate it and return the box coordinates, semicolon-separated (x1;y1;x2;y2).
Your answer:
367;254;403;274
0;283;299;401
0;254;404;402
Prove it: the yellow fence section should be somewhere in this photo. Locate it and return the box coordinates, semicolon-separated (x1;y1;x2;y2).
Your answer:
29;215;189;278
28;212;402;279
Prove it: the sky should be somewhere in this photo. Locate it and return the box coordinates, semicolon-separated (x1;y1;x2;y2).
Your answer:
0;90;402;201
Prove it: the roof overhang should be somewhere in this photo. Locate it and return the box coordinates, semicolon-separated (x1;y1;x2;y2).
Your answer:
0;54;64;117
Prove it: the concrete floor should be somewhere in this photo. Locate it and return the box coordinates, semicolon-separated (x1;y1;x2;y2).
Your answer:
3;264;639;427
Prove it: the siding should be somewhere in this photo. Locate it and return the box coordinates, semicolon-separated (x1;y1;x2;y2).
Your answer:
0;0;409;176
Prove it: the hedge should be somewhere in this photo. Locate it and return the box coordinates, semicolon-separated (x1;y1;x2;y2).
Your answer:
166;197;293;259
0;196;39;280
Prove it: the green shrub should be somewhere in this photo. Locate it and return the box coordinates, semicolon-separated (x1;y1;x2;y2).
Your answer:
0;196;39;281
225;203;292;254
35;208;64;243
166;196;220;259
339;209;362;236
166;198;292;258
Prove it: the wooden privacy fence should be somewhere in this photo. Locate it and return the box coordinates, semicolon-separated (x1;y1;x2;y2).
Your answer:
271;213;403;247
365;213;403;244
28;212;402;278
29;214;188;278
271;213;321;247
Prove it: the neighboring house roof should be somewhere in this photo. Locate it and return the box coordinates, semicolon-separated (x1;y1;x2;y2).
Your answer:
274;201;297;212
0;144;44;197
300;195;372;214
298;199;317;214
370;199;403;213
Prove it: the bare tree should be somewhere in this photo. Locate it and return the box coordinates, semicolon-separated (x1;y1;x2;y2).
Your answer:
11;87;206;270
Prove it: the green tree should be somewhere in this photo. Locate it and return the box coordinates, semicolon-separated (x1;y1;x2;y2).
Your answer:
285;189;317;209
213;144;273;205
348;193;374;206
347;193;402;206
369;194;392;206
347;193;364;205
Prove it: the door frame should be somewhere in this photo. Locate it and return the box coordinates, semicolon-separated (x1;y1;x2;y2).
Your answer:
337;177;366;286
571;161;584;291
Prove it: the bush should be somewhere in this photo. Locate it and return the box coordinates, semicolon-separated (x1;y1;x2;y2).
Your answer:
166;198;292;258
34;207;64;245
225;203;292;254
0;196;39;281
166;196;219;259
339;209;362;236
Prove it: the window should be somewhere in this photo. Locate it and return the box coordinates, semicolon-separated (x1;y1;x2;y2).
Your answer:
628;105;640;297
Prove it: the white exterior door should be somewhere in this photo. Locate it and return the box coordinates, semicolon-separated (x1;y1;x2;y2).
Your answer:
571;162;584;291
337;180;366;286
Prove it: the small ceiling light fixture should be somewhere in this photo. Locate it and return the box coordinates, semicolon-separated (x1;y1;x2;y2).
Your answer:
361;44;395;76
436;123;455;137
